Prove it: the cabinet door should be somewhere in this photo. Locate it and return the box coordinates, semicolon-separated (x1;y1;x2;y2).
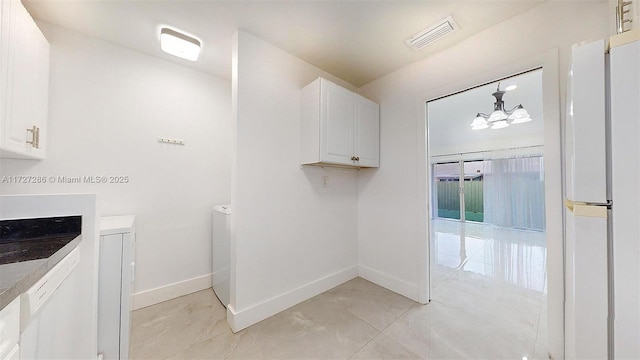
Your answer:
98;234;124;359
320;78;354;165
29;20;49;158
0;0;10;139
1;0;48;158
2;0;26;154
355;95;379;167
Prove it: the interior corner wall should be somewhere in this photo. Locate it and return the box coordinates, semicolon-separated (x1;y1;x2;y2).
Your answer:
229;30;359;330
0;23;232;302
356;1;610;358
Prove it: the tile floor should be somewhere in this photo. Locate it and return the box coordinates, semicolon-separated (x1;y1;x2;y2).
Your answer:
130;220;548;359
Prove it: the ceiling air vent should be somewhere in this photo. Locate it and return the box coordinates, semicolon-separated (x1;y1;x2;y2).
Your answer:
405;16;458;51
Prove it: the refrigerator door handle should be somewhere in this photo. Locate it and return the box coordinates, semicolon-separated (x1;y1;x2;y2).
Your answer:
565;199;609;218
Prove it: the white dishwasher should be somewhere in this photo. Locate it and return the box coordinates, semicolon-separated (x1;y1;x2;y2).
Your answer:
98;215;136;360
212;205;230;308
0;298;20;360
19;246;81;359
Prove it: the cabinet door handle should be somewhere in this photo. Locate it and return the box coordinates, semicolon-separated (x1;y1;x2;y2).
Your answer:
26;126;39;149
351;156;357;161
35;126;40;149
355;156;360;161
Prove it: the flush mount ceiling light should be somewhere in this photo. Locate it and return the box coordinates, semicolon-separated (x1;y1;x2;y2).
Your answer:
160;27;201;61
470;83;532;130
405;16;458;51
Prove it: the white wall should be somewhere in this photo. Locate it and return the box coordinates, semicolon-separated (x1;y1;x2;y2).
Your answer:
357;2;610;358
0;24;232;302
228;30;359;331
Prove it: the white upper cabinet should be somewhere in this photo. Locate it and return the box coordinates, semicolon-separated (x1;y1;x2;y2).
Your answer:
0;0;49;159
354;94;379;167
321;79;354;164
301;77;379;168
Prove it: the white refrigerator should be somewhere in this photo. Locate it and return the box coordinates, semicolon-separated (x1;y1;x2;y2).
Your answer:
564;31;639;359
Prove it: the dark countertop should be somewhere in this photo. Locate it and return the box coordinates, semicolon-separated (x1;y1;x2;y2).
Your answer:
0;234;79;265
0;216;82;311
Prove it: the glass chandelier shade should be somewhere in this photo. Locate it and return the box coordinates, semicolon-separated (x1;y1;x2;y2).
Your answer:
509;107;533;124
470;83;532;130
491;120;509;129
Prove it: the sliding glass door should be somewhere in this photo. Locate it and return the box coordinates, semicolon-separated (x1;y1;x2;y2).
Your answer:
433;162;462;220
433;160;486;223
433;156;545;230
463;160;485;222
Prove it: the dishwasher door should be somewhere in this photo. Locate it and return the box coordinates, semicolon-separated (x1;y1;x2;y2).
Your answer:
20;246;87;359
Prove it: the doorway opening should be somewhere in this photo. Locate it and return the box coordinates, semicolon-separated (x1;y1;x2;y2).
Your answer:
426;68;548;359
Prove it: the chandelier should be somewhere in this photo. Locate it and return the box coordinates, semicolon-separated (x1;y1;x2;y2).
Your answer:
470;83;532;130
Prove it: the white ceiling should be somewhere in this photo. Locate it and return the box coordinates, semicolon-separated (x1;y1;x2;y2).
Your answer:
428;69;544;156
23;0;545;87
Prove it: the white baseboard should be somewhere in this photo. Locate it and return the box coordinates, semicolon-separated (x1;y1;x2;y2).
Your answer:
132;273;213;310
359;265;418;301
226;266;359;332
132;267;416;329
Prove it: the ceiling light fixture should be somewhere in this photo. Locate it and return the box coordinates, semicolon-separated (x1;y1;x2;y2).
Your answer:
505;85;518;91
470;83;532;130
160;27;201;61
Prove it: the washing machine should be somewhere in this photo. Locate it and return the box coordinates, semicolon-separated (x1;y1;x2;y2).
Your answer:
212;205;231;308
